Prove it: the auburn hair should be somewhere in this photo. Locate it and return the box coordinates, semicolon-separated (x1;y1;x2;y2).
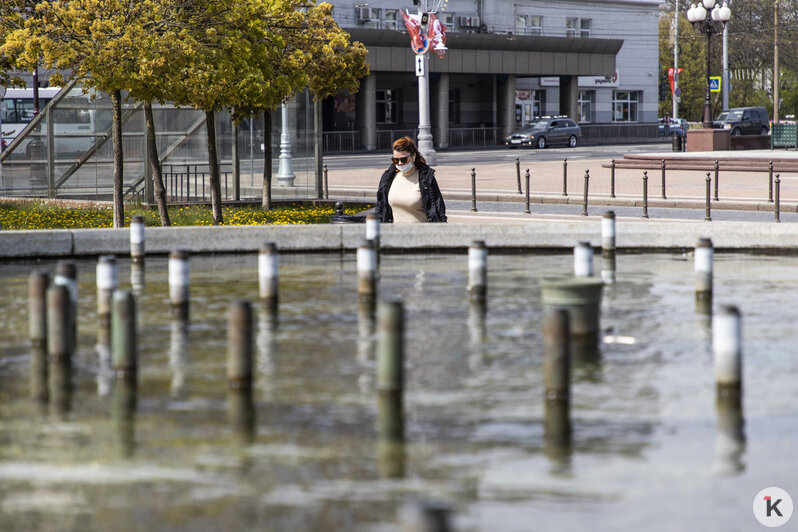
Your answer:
392;136;426;167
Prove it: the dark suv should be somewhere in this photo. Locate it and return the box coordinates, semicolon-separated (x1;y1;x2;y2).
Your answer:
505;117;581;149
720;107;769;135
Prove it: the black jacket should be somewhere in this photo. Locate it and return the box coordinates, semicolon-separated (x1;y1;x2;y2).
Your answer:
375;162;447;223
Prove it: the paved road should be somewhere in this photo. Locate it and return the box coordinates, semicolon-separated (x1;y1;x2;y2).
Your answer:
446;199;798;223
324;143;669;169
323;142;798;224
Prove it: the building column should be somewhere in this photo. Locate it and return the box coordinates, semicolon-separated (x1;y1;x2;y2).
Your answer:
357;74;376;151
498;74;516;139
559;75;579;121
432;73;449;150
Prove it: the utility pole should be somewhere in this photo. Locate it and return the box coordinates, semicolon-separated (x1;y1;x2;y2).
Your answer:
416;0;437;165
673;0;679;120
774;0;780;123
722;2;729;111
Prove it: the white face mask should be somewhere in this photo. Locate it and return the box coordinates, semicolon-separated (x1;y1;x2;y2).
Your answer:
396;158;414;173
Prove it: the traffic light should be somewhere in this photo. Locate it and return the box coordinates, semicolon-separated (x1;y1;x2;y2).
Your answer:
420;12;429;31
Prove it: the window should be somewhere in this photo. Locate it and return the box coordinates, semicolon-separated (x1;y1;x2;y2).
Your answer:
580;19;591;38
361;7;381;29
566;17;590;38
440;12;456;32
578;90;594;123
376;89;399;124
1;98;49;124
566;17;577;37
612;91;639;122
515;15;542;36
384;9;398;30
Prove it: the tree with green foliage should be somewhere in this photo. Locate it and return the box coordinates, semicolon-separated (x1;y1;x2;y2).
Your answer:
239;0;368;211
2;0;169;227
0;1;41;87
659;0;798;121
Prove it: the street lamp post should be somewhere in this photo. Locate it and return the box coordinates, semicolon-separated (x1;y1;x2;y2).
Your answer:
687;1;731;129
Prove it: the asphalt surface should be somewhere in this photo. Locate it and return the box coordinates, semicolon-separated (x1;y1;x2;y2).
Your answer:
446;199;797;223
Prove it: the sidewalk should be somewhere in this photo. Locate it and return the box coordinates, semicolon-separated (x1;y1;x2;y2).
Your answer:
325;148;798;218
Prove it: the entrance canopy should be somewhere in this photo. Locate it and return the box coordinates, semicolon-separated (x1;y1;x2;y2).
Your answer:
348;28;623;76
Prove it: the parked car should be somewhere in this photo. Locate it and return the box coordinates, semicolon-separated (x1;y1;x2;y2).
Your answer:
713;111;728;129
505;117;581;149
657;117;689;138
719;106;769;135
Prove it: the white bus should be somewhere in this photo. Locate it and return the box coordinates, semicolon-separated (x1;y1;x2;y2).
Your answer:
1;87;97;157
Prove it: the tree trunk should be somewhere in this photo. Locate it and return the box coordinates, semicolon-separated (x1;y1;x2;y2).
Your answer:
232;119;240;201
145;101;170;226
262;111;272;210
205;110;223;225
111;89;124;228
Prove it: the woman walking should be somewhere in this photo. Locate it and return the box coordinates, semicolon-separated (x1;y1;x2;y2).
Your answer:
375;136;447;223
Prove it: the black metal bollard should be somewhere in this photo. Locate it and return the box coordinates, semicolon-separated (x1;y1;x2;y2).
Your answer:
53;261;77;353
610;159;616;198
661;159;667;199
357;239;378;300
524;168;531;214
29;272;49;348
470;167;477;212
96;255;119;326
581;169;590;216
47;285;73;416
544;308;570;404
714;160;720;201
323;163;329;199
111;290;137;380
515;157;522;194
169;250;190;320
227;300;254;390
377;300;404;444
259;242;279;314
768;161;774;202
713;305;742;401
775;174;781;223
468;240;488;302
130;215;145;262
695;237;713;302
705;172;712;222
29;272;49;404
562;158;568;196
641;171;649;219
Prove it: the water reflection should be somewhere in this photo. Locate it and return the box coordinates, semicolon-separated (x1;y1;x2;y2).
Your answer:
601;254;616;285
714;394;746;475
468;299;487;370
112;378;137;458
169;317;190;398
228;388;256;445
48;357;72;418
377;439;406;479
30;344;48;406
544;400;573;475
130;261;146;297
572;335;601;370
357;303;376;364
96;322;113;397
257;306;278;384
695;298;713;347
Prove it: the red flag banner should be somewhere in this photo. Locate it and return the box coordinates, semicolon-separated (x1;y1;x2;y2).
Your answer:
401;11;428;54
428;13;448;59
668;67;683;94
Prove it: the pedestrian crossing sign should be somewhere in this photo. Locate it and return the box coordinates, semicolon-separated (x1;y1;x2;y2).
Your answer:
709;77;721;93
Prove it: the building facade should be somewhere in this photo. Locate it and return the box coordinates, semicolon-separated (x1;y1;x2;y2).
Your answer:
322;0;661;150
